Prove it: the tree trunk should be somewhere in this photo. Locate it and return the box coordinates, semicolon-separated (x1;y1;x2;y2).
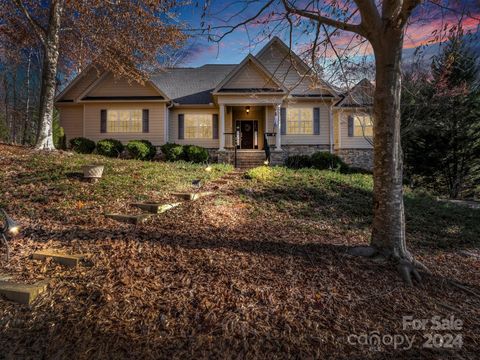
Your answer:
35;0;63;150
370;29;412;262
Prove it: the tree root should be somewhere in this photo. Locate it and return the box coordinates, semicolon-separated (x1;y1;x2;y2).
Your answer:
348;246;431;286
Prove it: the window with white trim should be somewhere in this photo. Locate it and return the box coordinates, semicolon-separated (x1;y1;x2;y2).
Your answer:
185;114;213;139
107;109;142;133
354;115;373;137
286;108;313;134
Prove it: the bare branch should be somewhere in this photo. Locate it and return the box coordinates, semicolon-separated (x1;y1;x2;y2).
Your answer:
12;0;47;46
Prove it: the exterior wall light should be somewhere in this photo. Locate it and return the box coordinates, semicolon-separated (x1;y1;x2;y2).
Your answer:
1;209;20;261
245;106;250;114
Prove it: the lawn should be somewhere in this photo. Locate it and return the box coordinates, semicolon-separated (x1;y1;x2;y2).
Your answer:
0;145;479;359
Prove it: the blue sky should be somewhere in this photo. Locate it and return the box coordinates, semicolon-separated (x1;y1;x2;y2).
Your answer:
173;0;479;67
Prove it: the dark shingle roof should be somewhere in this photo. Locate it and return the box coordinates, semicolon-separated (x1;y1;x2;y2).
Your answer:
150;64;236;104
335;78;374;107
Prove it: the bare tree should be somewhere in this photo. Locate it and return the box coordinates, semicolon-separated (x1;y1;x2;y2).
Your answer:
199;0;478;284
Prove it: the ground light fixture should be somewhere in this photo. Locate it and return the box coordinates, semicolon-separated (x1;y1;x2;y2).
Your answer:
1;208;20;261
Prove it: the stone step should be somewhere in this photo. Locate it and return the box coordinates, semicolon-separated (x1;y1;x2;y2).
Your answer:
0;280;48;304
130;202;181;214
171;191;213;201
32;250;88;268
105;213;152;224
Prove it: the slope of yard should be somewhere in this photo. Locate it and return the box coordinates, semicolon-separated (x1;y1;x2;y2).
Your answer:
0;145;479;359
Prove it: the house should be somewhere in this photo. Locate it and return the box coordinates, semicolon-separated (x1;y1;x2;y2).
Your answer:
55;37;374;169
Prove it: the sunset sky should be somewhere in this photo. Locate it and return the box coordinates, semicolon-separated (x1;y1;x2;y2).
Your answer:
176;0;480;66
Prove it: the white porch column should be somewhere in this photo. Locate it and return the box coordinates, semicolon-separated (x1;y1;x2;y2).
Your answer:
219;104;225;151
274;104;282;150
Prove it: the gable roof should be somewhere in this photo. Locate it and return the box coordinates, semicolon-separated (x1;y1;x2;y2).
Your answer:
335;78;374;107
151;64;236;104
213;54;287;94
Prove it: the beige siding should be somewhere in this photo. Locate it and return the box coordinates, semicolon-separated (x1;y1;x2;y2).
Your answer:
337;109;373;149
257;42;326;95
58;105;83;141
281;101;330;145
87;73;159;97
223;61;276;89
83;102;165;145
60;68;101;101
169;108;220;148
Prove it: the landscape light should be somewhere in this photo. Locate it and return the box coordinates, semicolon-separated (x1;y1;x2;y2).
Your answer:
1;209;20;261
205;165;212;172
264;160;269;166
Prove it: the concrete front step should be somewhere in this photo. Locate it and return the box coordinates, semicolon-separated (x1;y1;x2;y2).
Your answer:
32;250;88;268
130;202;181;214
0;280;48;304
105;213;152;224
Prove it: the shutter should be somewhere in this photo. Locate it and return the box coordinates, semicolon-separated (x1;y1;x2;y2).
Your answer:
348;116;354;137
280;107;286;135
100;109;107;133
212;114;219;139
178;114;184;139
142;109;149;133
313;107;320;135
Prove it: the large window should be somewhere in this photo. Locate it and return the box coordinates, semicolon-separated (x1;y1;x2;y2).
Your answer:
287;108;313;134
185;114;213;139
107;110;142;133
353;115;373;137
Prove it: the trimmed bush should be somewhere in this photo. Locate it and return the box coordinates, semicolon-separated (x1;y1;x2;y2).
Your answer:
285;155;312;169
160;143;185;161
310;151;349;172
126;140;156;160
96;139;124;158
69;137;95;154
183;145;209;163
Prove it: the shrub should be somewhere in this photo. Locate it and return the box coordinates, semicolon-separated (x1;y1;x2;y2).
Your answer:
310;151;349;172
69;137;96;154
285;155;312;169
126;140;156;160
183;145;209;163
160;143;185;161
96;139;124;158
245;166;274;182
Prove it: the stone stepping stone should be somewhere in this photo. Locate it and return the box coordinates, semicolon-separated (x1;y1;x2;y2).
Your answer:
0;280;48;304
130;202;181;214
32;249;88;268
105;213;151;224
171;191;213;201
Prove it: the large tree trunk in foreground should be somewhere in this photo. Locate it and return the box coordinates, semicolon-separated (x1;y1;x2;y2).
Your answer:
370;29;411;260
35;1;63;150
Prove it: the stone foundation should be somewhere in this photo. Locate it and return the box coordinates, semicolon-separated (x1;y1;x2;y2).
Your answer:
269;145;330;165
336;148;373;171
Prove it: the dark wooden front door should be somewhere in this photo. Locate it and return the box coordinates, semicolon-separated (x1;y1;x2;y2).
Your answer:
236;120;257;149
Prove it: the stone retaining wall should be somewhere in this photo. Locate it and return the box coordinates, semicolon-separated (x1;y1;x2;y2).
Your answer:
336;148;373;171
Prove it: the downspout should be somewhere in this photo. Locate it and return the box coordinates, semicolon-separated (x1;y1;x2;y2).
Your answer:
165;101;174;144
329;102;334;153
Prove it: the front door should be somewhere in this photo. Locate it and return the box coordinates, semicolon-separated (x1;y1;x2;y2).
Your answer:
236;120;258;149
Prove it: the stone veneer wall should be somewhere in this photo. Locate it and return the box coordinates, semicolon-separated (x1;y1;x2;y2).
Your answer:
335;149;373;171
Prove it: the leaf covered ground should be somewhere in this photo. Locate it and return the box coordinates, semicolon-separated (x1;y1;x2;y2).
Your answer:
0;144;479;359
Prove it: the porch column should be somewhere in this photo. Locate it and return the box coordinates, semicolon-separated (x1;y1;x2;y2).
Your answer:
275;104;282;150
219;104;225;151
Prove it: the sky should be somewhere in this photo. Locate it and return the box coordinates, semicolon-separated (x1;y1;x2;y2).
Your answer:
172;0;480;67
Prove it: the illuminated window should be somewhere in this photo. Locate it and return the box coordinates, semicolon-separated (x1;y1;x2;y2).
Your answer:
185;114;213;139
107;110;142;133
354;115;373;137
287;108;313;134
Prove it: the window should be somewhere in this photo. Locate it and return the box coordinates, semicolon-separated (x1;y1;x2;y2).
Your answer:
185;114;213;139
107;110;142;133
353;115;373;137
287;108;313;134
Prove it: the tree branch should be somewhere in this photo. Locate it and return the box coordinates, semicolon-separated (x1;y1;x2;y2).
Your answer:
281;0;365;37
13;0;47;46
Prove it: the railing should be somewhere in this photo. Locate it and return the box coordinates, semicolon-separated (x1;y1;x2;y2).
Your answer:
264;132;276;163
